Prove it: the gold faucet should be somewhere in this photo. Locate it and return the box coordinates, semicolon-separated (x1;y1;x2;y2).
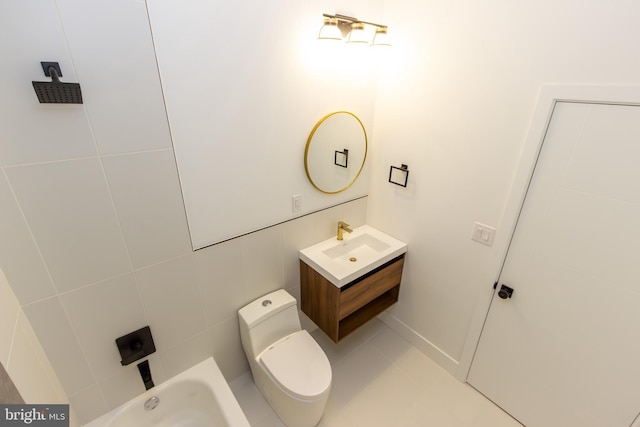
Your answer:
337;221;353;240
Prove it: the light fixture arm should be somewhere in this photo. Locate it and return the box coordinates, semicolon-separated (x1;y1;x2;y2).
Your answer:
322;13;387;30
319;13;390;45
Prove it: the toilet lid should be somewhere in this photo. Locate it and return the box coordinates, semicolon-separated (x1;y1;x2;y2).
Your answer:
259;330;331;399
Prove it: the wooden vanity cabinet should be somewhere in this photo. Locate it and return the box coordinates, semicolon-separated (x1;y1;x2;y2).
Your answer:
300;255;405;343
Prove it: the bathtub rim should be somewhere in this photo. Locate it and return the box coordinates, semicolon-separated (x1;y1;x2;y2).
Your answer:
82;356;250;427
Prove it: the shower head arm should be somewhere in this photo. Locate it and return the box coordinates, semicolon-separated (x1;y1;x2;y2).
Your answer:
47;67;61;83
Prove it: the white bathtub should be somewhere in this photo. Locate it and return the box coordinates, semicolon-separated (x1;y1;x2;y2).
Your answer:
83;357;250;427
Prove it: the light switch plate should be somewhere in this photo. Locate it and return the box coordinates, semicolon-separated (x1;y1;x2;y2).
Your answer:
292;194;302;213
471;222;496;246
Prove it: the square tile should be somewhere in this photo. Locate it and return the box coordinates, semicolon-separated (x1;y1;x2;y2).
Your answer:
340;364;425;427
135;254;206;351
0;0;96;166
59;274;148;381
56;0;173;155
369;323;413;364
393;393;463;427
210;317;248;382
7;312;68;405
326;342;392;413
0;174;56;304
313;205;346;241
102;150;192;269
159;330;214;379
241;226;284;300
420;369;488;426
195;239;247;327
281;214;317;290
6;158;130;292
342;197;368;228
0;268;20;366
22;297;95;395
395;347;447;391
67;384;108;426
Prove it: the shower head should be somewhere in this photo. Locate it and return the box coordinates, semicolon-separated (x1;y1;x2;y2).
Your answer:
32;62;83;104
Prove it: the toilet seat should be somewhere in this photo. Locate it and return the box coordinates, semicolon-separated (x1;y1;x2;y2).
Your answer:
259;330;331;400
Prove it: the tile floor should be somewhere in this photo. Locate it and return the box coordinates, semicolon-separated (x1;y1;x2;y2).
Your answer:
229;319;522;427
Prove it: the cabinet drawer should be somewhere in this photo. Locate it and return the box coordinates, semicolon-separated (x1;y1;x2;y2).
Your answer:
339;256;404;319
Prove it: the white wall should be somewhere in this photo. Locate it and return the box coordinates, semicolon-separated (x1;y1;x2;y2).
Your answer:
369;0;640;373
0;267;79;427
146;0;383;248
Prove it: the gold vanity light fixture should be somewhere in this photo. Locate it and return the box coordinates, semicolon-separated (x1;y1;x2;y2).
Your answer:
318;13;391;46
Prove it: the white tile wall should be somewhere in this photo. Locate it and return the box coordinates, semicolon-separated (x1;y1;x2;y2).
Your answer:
59;274;148;381
159;330;215;380
6;159;131;292
240;225;285;299
209;316;249;382
281;213;317;290
102;149;192;269
0;267;79;427
195;238;247;327
22;297;95;394
8;312;69;405
66;384;107;426
136;254;206;351
0;269;21;367
0;173;57;305
0;0;96;166
56;0;173;156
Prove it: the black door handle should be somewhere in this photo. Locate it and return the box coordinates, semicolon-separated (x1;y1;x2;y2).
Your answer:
497;284;514;299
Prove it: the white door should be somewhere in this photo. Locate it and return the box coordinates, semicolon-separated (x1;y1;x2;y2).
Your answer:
468;101;640;427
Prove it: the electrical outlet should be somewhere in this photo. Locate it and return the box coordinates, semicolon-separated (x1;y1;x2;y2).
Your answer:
471;222;496;246
292;194;302;213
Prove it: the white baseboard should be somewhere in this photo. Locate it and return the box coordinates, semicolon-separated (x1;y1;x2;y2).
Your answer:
377;312;459;376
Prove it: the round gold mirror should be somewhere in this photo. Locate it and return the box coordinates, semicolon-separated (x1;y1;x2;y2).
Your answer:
304;111;368;194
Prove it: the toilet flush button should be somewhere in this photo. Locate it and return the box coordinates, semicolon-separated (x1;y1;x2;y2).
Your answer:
262;300;272;307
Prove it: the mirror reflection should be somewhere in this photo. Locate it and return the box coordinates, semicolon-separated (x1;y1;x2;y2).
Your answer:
304;111;368;194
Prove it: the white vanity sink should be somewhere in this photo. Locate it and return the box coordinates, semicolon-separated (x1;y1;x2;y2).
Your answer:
299;225;407;287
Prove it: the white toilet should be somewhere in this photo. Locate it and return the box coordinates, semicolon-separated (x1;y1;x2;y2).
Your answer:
238;289;332;427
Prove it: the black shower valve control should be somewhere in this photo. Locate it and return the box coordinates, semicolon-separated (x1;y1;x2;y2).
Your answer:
116;326;156;366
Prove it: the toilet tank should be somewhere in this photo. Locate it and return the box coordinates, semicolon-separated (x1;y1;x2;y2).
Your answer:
238;289;302;359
